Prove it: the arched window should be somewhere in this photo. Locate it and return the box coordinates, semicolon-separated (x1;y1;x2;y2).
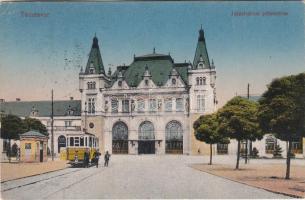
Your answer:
172;78;176;85
199;77;203;85
112;122;128;140
165;121;183;154
92;82;96;89
196;77;199;85
166;121;183;140
202;77;206;85
139;121;154;140
265;135;276;154
112;121;128;154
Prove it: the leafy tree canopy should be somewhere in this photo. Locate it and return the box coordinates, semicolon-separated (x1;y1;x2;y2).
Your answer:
1;115;26;140
23;117;48;136
258;73;305;141
217;96;263;141
194;114;229;144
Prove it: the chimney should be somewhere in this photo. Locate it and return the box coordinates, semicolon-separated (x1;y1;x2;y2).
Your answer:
0;99;4;103
70;97;74;100
16;98;21;102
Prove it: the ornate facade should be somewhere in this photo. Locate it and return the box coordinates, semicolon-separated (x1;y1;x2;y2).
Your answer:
79;28;217;154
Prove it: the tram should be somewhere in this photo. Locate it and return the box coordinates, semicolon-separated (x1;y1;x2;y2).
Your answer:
66;132;99;167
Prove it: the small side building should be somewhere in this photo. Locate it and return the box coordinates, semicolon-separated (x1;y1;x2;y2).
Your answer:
20;131;48;162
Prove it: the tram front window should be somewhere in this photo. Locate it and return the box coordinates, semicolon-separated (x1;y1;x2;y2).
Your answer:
89;137;92;147
70;137;74;146
80;137;84;146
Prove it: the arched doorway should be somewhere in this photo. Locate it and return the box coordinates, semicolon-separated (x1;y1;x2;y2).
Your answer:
165;121;183;154
58;135;66;153
112;121;128;154
138;121;155;154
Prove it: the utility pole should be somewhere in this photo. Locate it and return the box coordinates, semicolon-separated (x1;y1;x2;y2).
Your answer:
84;102;87;133
51;89;54;161
245;83;250;164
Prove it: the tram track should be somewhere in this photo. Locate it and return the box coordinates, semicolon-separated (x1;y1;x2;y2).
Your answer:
1;168;83;192
42;167;106;199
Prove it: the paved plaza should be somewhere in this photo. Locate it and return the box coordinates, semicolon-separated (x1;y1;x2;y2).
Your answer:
1;155;293;199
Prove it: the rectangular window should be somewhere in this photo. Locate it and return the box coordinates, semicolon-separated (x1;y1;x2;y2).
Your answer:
111;99;118;113
80;137;84;146
70;137;74;146
165;98;172;112
149;99;157;112
88;98;95;114
292;139;303;154
137;99;145;112
217;143;228;154
89;137;92;147
122;100;130;113
65;121;72;127
176;98;184;112
197;95;205;111
74;137;80;147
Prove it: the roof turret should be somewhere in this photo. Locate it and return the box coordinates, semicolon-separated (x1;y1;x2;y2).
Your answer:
193;26;211;69
84;35;105;74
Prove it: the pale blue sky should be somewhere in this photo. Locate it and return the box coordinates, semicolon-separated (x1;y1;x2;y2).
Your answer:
0;2;304;107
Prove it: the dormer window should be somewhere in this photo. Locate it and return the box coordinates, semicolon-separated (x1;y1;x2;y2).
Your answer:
30;106;38;117
172;78;176;85
198;63;203;68
118;81;122;87
67;106;74;116
145;79;149;86
89;62;95;74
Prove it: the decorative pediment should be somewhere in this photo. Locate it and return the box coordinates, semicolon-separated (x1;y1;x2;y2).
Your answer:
164;68;185;87
137;65;157;89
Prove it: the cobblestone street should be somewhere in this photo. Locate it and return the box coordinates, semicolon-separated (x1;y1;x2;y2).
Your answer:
1;155;293;199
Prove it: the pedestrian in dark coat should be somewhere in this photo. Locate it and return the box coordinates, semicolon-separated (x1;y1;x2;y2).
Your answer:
104;151;110;167
84;150;89;168
94;150;100;168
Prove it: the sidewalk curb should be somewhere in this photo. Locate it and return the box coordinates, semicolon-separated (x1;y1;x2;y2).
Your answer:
1;164;69;183
190;165;303;199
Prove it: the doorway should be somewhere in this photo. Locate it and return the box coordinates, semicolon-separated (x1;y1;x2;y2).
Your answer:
138;141;155;154
39;141;43;162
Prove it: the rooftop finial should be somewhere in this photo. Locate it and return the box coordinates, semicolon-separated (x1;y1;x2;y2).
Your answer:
153;47;155;54
145;64;149;71
200;24;203;30
94;32;96;37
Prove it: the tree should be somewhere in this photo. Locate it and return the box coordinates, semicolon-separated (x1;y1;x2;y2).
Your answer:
258;73;305;179
193;113;229;165
23;117;48;136
218;96;263;169
0;115;26;162
273;144;283;158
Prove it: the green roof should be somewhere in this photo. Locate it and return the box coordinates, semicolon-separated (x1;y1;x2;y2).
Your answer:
20;130;47;138
84;36;105;74
115;53;188;87
0;100;81;117
193;28;210;69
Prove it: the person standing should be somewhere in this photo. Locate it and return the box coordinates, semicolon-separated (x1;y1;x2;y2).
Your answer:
84;150;89;168
94;150;100;168
104;151;110;167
